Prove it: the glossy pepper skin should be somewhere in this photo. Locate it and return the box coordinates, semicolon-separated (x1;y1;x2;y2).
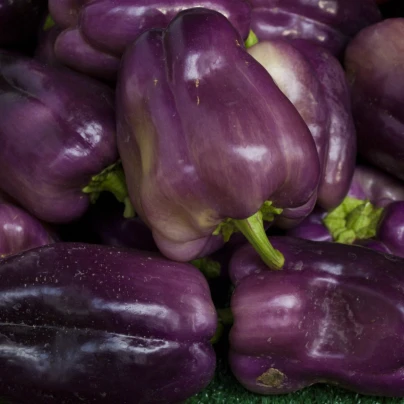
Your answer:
247;39;356;210
229;237;404;396
287;165;404;257
345;18;404;181
0;0;47;48
250;0;381;58
0;203;56;258
48;0;252;80
117;8;320;270
0;243;217;404
0;51;120;224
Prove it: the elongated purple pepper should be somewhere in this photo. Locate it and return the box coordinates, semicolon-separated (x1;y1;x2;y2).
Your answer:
48;0;252;79
0;243;217;403
250;0;381;57
247;39;356;210
229;237;404;396
117;8;320;270
0;51;131;224
0;203;56;258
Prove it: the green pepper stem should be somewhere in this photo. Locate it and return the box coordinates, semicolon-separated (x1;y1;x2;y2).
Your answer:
210;308;234;344
190;257;221;279
233;212;284;270
43;14;55;31
244;30;259;48
217;308;234;325
323;196;384;244
213;201;284;270
82;161;135;218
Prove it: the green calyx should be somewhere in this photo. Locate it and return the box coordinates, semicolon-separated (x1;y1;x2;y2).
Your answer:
213;201;284;270
323;196;384;244
210;308;234;344
244;30;259;48
43;15;55;31
82;161;135;218
190;257;221;280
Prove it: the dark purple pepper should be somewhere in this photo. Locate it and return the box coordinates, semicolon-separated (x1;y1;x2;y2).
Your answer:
348;165;404;208
286;207;331;243
247;38;356;210
0;243;217;403
250;0;381;57
48;0;252;79
377;201;404;257
0;203;56;258
0;51;130;224
228;237;404;396
117;8;320;270
345;18;404;181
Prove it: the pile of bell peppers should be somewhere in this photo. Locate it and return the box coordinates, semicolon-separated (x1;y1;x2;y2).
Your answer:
0;0;404;403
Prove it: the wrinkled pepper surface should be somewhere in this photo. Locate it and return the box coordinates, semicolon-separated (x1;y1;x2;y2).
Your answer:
287;165;404;257
345;18;404;181
229;237;404;396
0;51;131;224
0;243;217;403
48;0;252;79
250;0;381;57
247;38;356;210
117;8;320;270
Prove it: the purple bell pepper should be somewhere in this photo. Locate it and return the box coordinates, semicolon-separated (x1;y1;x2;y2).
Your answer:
345;18;404;181
0;51;132;224
229;236;404;396
0;0;47;48
0;243;217;403
287;165;404;257
0;203;56;258
247;38;356;210
250;0;381;57
85;194;159;252
117;8;320;270
48;0;252;80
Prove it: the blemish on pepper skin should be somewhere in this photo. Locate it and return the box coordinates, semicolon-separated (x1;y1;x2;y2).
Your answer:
256;368;286;388
195;79;200;88
235;39;241;46
197;96;200;105
153;79;158;86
